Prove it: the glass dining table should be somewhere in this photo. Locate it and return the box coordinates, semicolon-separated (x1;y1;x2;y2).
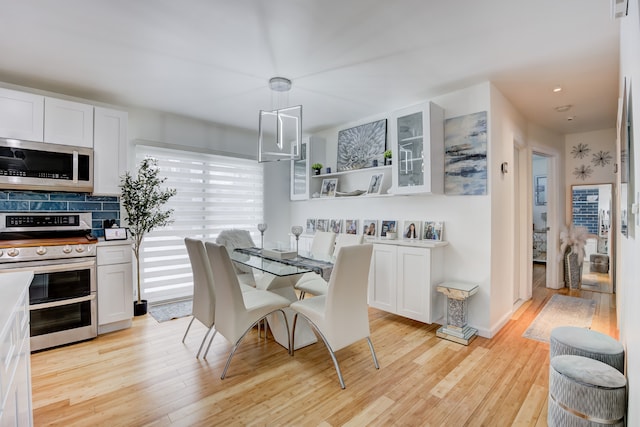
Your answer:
230;247;334;350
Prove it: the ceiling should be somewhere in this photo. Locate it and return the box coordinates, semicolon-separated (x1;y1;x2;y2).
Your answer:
0;0;621;136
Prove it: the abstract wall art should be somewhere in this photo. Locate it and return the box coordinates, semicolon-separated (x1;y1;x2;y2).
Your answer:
444;111;488;195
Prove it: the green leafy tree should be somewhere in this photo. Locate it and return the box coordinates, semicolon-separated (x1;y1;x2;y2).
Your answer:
120;157;177;304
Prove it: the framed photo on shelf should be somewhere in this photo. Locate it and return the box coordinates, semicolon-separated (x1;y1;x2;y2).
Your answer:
316;219;329;232
367;173;384;194
363;219;378;238
320;178;338;197
402;220;421;239
306;218;316;234
344;219;358;234
423;221;444;241
380;220;397;237
329;219;343;233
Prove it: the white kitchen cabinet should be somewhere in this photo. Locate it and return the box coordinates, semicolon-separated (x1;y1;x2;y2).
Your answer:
0;87;44;141
44;97;94;147
368;241;446;324
389;102;444;195
93;107;128;195
0;272;33;427
290;136;325;200
97;241;133;333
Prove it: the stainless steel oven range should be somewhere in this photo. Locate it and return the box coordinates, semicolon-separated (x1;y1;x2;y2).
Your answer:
0;212;97;351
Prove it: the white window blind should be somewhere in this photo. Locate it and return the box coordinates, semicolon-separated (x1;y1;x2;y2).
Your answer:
134;145;264;303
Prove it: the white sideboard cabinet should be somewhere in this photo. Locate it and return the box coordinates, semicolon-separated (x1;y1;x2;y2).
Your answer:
97;240;133;334
0;87;44;141
93;107;128;195
44;97;94;147
368;240;446;324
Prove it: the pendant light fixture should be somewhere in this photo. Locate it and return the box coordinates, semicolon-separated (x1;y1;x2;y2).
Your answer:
258;77;302;162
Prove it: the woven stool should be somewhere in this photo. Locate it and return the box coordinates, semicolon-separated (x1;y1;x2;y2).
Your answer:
550;326;624;372
549;355;626;426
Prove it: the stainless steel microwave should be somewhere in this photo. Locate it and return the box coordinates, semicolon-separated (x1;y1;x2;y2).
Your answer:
0;138;93;192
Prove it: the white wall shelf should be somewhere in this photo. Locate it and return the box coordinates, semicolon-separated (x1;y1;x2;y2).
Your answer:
311;164;391;179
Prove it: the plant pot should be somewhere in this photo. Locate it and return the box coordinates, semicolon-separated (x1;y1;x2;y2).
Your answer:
134;299;148;316
385;158;392;166
313;169;321;175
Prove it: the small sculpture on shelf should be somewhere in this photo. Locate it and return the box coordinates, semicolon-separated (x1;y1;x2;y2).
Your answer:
311;163;323;175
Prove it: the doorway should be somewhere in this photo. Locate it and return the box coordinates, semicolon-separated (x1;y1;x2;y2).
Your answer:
532;154;549;287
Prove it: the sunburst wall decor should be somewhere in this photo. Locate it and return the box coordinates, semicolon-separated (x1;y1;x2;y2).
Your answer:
573;164;593;180
591;150;612;168
570;143;591;159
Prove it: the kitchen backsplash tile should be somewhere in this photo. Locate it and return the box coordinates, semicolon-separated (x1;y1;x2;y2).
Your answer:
0;191;120;238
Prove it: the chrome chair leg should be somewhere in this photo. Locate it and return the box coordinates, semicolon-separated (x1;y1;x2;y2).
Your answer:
196;326;214;358
182;316;195;343
366;337;380;369
202;330;218;359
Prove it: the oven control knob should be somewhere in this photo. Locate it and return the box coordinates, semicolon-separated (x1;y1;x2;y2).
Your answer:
62;245;72;254
36;246;47;255
7;248;19;257
75;245;85;253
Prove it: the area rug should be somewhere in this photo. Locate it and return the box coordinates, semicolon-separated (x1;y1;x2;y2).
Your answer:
149;299;193;323
522;294;596;343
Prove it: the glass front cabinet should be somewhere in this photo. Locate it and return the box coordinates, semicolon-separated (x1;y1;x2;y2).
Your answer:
290;136;325;200
390;101;444;194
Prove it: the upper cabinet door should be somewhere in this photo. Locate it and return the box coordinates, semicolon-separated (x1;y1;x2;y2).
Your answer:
290;136;325;201
391;102;444;194
44;97;94;147
0;87;44;141
93;107;128;195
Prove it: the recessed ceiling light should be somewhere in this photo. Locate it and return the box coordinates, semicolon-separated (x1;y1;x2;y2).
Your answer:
553;86;563;93
567;116;576;121
555;104;572;112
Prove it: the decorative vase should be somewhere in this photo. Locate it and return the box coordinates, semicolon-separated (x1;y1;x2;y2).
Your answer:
134;299;148;316
564;248;582;290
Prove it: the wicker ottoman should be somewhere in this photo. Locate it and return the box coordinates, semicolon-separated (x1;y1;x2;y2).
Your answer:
550;326;624;372
549;355;626;426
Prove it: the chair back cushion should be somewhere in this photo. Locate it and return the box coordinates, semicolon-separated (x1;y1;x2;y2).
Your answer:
310;231;337;257
333;233;364;256
184;238;215;327
216;229;256;274
325;244;373;350
204;242;248;341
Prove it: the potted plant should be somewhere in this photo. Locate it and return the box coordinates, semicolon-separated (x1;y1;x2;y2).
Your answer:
120;157;177;316
558;225;588;289
384;150;392;165
312;163;323;175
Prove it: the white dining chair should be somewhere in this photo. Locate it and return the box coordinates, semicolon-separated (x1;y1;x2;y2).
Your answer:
294;231;336;299
216;229;259;287
295;232;363;299
183;237;256;358
205;242;292;379
289;244;378;389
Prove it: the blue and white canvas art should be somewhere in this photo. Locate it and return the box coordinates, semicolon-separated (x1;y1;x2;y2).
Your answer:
444;111;488;195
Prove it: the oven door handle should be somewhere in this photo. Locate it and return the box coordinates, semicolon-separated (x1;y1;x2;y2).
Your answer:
30;293;95;310
3;259;96;273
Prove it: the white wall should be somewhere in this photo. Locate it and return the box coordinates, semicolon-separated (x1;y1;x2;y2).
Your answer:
617;0;640;424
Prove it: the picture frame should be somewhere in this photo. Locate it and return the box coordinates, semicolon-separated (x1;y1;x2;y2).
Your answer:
367;173;384;194
344;219;358;234
363;219;378;238
337;119;387;171
402;220;421;239
316;219;329;232
320;178;338;198
305;218;316;234
380;220;397;237
535;175;547;206
329;219;343;233
104;227;128;241
423;221;444;241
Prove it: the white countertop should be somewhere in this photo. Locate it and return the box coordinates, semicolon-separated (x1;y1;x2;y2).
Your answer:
0;271;33;336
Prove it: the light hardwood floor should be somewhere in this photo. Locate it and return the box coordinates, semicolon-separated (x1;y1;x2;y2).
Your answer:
31;275;617;426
